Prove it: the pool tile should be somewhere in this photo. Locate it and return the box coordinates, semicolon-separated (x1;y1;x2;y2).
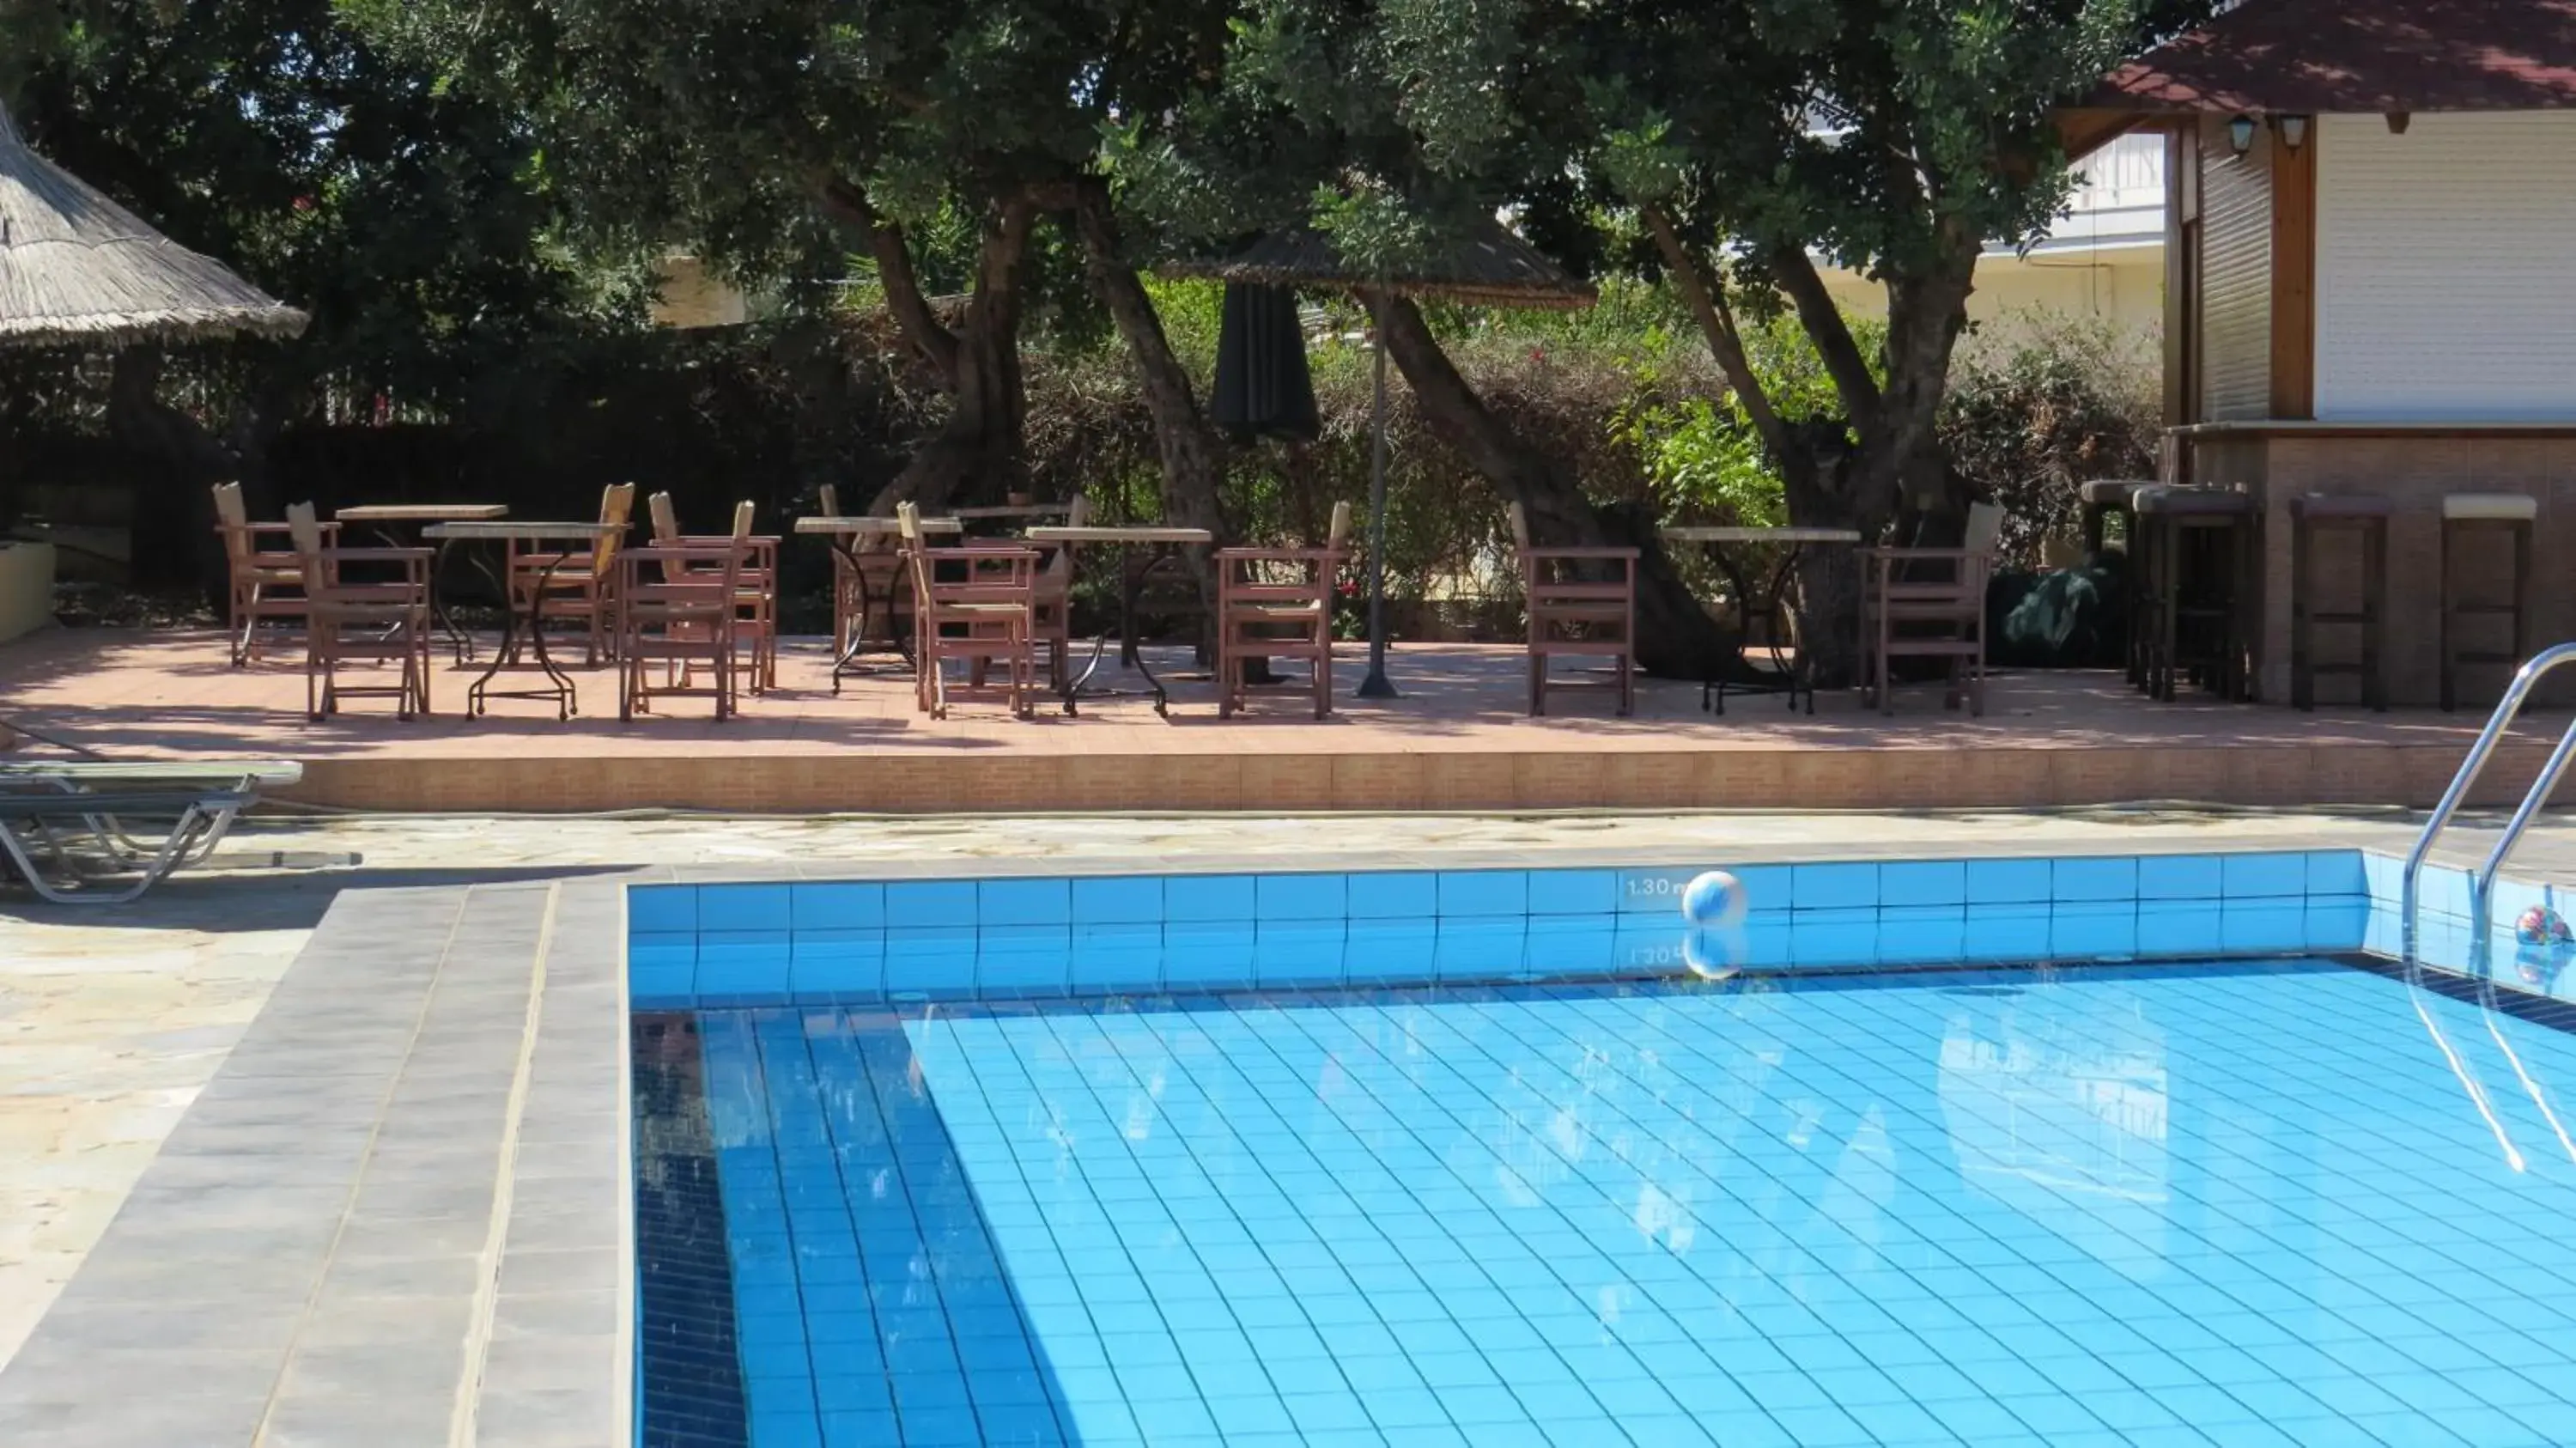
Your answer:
2050;903;2137;959
1437;871;1528;918
1165;875;1256;923
1072;875;1165;926
2051;856;2137;903
2221;852;2308;900
2136;905;2225;958
697;931;791;995
1960;908;2050;962
1258;873;1348;922
1966;859;2051;905
2306;897;2371;952
698;883;791;933
628;884;696;934
2221;901;2308;953
2139;855;2224;901
789;882;884;932
1791;863;1878;912
1350;872;1439;919
2306;850;2368;897
1879;861;1967;909
980;878;1072;927
1528;870;1618;916
1789;909;1877;967
885;879;978;929
1875;906;1966;964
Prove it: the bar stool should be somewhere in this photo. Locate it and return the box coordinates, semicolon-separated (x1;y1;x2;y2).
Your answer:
2080;478;2151;557
2440;492;2537;712
2287;494;2390;712
2079;479;2151;685
2135;485;2256;703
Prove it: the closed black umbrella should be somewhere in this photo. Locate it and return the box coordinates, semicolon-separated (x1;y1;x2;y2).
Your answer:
1167;222;1594;699
1211;283;1318;441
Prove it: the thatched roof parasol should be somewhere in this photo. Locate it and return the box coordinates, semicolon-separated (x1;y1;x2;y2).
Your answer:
1163;222;1597;310
0;102;306;349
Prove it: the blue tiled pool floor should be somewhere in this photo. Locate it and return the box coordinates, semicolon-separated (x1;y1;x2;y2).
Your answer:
656;961;2576;1447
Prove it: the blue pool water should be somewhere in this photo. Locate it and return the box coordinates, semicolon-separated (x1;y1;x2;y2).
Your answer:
636;958;2576;1448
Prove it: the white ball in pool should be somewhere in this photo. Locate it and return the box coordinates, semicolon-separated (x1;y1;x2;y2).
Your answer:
1683;928;1740;982
1680;870;1747;928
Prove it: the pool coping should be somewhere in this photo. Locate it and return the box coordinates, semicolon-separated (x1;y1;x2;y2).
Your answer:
0;824;2559;1447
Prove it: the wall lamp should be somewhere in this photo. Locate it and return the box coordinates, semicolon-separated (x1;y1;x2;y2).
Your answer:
2274;114;2310;150
2228;115;2257;156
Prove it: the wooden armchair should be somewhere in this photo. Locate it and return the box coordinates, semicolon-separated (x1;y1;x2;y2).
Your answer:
1510;502;1637;716
284;502;432;721
508;483;635;666
647;495;780;694
1859;501;2002;716
900;503;1038;719
615;543;747;721
213;482;335;666
1215;502;1351;718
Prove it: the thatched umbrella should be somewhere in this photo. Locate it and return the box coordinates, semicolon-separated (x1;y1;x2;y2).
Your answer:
1168;222;1594;697
0;102;306;347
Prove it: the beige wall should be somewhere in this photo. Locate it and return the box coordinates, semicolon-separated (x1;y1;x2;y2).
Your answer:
1820;248;2164;340
647;257;750;330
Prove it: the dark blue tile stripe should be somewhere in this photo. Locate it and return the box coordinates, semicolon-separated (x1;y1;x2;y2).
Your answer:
632;1012;751;1448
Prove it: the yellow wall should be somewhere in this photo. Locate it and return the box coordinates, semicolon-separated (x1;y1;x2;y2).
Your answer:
1820;246;2164;342
647;256;750;330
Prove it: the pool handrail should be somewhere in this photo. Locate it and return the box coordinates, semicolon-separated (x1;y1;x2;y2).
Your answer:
2403;640;2576;964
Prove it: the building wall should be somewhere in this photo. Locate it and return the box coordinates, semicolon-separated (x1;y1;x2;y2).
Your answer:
2315;113;2576;421
1818;248;2163;338
647;257;750;330
2196;118;2274;422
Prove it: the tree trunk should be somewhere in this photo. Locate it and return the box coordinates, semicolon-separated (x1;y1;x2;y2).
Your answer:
865;198;1035;515
1374;295;1731;679
1066;180;1227;647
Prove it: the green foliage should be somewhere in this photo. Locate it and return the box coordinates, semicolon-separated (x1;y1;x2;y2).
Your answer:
1613;312;1883;527
6;0;644;415
1941;313;2160;563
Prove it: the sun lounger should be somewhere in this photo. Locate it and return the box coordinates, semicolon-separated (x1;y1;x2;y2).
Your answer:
0;757;302;904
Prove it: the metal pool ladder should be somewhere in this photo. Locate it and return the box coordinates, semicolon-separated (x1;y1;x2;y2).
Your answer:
2403;640;2576;963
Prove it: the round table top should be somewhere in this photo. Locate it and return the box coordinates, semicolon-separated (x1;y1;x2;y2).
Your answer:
1025;526;1213;545
336;503;510;524
951;503;1072;520
794;515;963;535
1662;526;1863;545
421;520;624;540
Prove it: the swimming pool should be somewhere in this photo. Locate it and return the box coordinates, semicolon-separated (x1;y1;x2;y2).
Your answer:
631;854;2576;1447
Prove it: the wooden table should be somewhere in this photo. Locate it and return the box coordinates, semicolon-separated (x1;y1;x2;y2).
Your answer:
793;515;963;690
1662;526;1862;715
1024;525;1213;715
422;520;624;719
336;504;508;662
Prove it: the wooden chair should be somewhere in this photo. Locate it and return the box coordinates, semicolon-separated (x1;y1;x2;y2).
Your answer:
901;502;1038;719
1859;501;2001;716
647;495;780;693
284;502;432;721
615;542;747;721
1509;502;1637;716
1216;502;1350;719
213;483;334;666
508;483;635;666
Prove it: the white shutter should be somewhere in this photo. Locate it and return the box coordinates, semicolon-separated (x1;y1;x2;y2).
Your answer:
2316;113;2576;420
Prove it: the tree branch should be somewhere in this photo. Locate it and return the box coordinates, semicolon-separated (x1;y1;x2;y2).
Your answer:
810;169;961;385
1643;204;1788;460
1765;243;1882;429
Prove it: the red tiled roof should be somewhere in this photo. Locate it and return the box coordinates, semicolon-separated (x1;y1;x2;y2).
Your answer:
2087;0;2576;113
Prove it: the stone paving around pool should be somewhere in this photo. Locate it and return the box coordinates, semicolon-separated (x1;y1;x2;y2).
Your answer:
4;806;2573;1444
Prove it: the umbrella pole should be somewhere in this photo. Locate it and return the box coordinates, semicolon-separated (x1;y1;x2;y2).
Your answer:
1356;312;1399;699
